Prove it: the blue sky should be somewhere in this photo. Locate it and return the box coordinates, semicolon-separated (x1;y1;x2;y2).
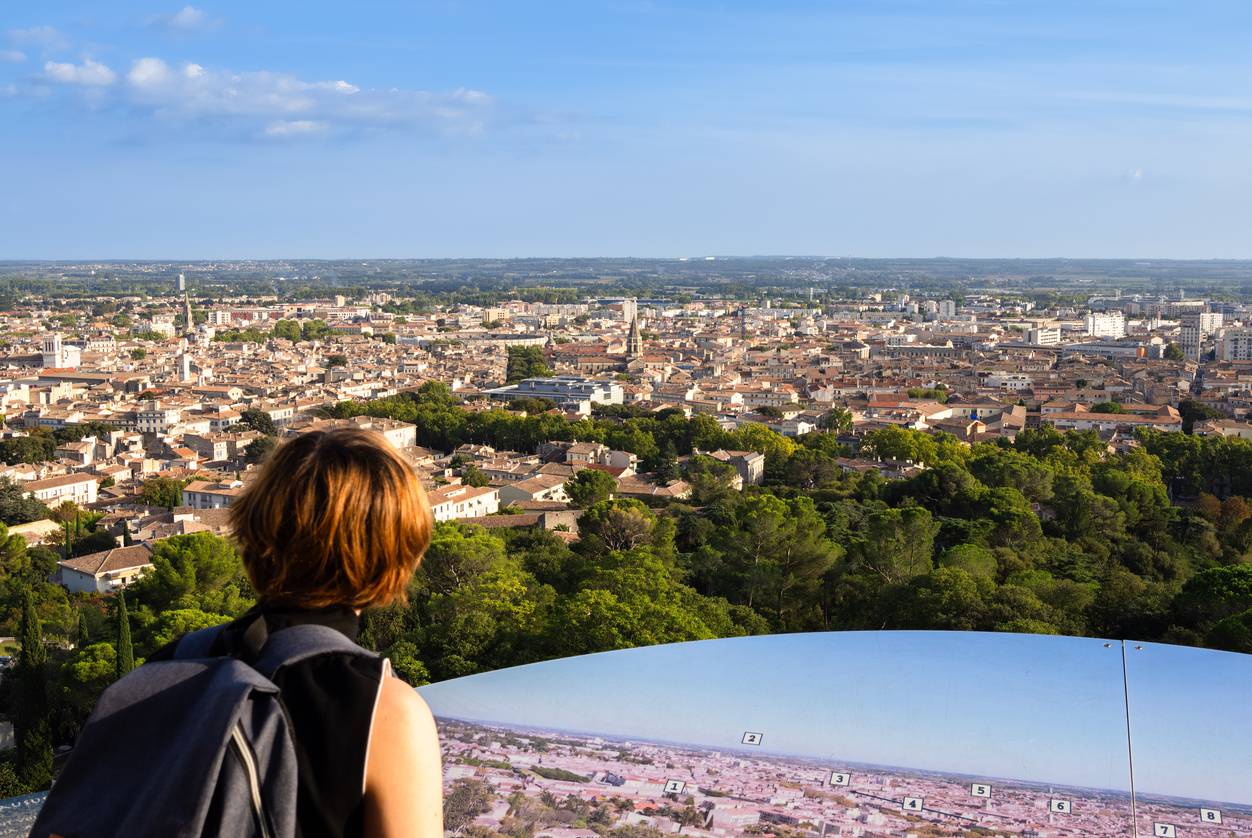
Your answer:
418;631;1252;805
3;1;1252;258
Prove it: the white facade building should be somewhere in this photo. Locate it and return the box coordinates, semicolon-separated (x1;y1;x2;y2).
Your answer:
1027;327;1061;346
428;485;500;522
1182;312;1224;360
25;473;99;506
1084;311;1126;339
1220;327;1252;362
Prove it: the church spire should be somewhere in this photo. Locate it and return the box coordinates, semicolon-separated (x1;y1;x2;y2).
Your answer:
627;313;643;359
183;291;195;337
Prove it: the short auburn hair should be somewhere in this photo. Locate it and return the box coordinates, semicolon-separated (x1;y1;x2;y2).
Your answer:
230;427;433;609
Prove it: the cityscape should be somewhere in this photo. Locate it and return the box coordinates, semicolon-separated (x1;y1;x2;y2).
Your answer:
2;260;1252;554
436;718;1212;838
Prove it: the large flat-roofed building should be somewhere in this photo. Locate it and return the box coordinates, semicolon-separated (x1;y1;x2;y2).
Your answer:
484;376;624;408
1027;327;1061;346
1060;341;1147;360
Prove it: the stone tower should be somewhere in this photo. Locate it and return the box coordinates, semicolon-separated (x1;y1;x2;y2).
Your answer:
626;314;644;359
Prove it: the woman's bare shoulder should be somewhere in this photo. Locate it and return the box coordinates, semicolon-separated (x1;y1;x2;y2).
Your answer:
364;672;444;836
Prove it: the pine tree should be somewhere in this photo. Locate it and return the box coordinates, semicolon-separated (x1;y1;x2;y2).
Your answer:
115;590;134;680
16;589;52;791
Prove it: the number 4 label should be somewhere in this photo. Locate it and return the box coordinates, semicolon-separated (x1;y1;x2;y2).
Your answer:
829;772;850;787
970;783;991;798
1201;808;1223;824
1154;824;1176;838
902;797;923;812
1049;799;1072;814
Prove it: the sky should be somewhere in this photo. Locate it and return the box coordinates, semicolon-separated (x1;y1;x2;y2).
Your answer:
2;1;1252;259
418;631;1252;805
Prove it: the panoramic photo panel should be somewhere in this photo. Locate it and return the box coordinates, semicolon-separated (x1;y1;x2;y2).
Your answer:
419;631;1141;837
1124;642;1252;837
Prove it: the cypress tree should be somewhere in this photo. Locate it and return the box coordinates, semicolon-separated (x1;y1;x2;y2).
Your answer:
75;606;89;649
115;590;134;679
16;589;52;791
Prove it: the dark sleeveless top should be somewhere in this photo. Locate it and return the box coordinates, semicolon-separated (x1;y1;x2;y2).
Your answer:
151;605;386;838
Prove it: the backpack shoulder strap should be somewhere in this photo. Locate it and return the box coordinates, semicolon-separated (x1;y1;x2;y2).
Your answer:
253;623;376;681
174;623;229;659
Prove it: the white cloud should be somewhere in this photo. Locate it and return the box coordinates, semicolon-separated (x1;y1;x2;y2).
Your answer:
127;56;175;88
8;25;67;49
44;58;116;87
1126;167;1145;182
0;49;25;63
10;48;495;141
149;6;222;33
108;56;493;138
264;120;328;138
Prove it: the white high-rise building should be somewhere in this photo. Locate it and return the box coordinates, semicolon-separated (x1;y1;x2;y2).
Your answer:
176;273;186;293
1219;327;1252;361
1084;311;1126;339
621;298;638;324
938;300;957;318
1181;312;1224;360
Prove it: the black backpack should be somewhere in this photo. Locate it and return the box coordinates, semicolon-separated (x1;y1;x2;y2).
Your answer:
31;620;374;838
